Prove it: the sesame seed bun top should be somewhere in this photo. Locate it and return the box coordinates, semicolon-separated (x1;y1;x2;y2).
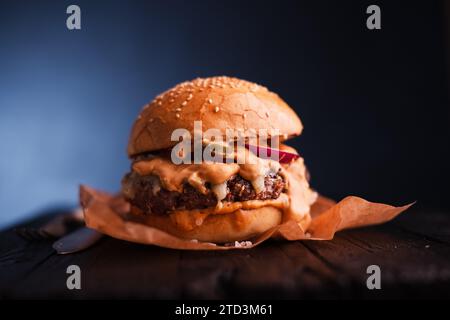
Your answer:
127;76;303;156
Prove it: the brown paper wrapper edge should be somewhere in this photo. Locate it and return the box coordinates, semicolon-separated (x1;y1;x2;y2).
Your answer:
80;185;413;250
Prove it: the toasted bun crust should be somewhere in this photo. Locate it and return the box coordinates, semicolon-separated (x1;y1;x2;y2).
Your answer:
130;205;310;243
128;76;303;157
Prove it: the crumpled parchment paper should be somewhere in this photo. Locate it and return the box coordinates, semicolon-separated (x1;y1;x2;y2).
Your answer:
80;185;412;250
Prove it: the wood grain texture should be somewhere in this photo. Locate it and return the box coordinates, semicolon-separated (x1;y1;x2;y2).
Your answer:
1;207;449;299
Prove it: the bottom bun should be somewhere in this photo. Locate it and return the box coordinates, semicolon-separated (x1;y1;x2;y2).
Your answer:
130;205;289;243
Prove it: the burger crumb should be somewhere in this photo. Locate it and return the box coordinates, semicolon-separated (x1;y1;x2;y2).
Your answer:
234;240;253;248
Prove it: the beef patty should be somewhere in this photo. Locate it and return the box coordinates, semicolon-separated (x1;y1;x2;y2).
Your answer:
122;172;285;215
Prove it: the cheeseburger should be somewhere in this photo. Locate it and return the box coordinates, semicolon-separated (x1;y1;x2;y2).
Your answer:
121;76;317;243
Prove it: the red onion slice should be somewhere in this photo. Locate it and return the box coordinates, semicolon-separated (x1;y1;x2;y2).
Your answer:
245;144;300;163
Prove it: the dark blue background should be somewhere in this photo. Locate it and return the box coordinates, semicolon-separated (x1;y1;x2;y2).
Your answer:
0;0;449;228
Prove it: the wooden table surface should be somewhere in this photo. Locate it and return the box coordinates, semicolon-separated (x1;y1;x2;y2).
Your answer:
1;206;450;299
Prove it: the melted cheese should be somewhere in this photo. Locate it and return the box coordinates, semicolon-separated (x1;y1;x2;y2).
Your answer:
133;158;239;193
133;144;316;229
211;182;228;201
281;157;318;222
214;194;289;213
132;146;281;195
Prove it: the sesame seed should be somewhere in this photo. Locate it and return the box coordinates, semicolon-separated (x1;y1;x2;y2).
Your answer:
214;106;220;113
175;108;182;112
208;98;213;104
243;113;247;119
149;77;274;108
265;111;270;117
175;113;180;118
181;101;187;106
